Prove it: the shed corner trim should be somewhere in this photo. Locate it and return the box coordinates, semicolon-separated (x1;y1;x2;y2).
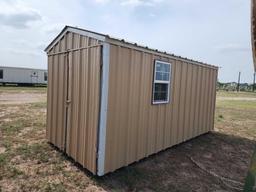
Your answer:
97;42;110;176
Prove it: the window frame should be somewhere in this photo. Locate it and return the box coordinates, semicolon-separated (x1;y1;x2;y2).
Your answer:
152;60;171;105
0;69;3;79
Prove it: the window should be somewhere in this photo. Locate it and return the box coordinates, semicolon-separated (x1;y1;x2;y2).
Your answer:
0;70;3;79
152;60;171;104
44;72;48;81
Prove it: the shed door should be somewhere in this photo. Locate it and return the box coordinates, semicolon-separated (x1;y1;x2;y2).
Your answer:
63;45;102;174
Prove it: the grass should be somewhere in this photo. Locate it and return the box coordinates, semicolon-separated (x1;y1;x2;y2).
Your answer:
0;88;255;191
244;148;256;192
0;86;46;93
15;143;51;163
217;90;256;98
215;94;256;140
42;183;67;192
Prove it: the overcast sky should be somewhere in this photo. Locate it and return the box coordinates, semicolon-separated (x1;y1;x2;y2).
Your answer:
0;0;254;83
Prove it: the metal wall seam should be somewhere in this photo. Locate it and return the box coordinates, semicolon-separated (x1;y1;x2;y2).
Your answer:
97;43;110;176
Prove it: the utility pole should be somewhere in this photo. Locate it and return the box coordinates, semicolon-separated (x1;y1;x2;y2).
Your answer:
237;72;241;92
253;72;256;92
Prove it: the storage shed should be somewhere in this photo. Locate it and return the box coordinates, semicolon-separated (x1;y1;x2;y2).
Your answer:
45;26;218;176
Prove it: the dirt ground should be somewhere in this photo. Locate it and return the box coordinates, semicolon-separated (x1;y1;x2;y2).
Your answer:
0;93;46;105
0;88;255;192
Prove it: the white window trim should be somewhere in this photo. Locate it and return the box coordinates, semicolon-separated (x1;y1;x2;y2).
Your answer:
152;60;171;105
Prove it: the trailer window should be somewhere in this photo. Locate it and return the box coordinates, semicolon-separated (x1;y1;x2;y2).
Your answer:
152;61;171;104
44;72;48;81
0;70;3;79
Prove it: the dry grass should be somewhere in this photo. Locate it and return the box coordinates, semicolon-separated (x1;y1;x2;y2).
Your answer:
0;88;255;192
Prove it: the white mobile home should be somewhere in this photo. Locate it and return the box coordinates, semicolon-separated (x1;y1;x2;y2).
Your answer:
0;66;47;85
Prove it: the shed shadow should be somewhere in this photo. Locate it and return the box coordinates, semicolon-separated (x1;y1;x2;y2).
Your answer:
93;132;255;192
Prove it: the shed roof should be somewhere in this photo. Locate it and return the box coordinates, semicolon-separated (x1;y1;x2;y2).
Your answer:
45;25;218;70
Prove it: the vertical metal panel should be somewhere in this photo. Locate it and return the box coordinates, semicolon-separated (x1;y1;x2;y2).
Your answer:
171;60;182;145
197;67;204;135
177;62;187;142
203;69;210;133
183;63;193;141
103;45;218;174
46;31;101;174
46;56;53;141
200;68;207;134
210;69;218;130
52;48;59;145
188;65;197;139
206;69;213;132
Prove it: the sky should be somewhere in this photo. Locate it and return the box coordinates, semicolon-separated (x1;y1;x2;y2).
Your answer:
0;0;254;83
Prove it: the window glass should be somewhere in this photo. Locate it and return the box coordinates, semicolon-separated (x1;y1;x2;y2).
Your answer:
152;61;171;104
44;72;48;81
0;70;3;79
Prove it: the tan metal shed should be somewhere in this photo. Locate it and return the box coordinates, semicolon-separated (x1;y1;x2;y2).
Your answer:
45;26;218;176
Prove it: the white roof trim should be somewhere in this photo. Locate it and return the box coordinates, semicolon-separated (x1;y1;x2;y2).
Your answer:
0;66;47;71
45;26;106;53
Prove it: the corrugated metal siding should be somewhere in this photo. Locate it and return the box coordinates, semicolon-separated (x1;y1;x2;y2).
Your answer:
104;44;218;174
46;32;101;174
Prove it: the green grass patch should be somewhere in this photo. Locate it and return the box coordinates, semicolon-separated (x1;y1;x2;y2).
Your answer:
0;153;8;167
2;140;12;151
0;165;24;179
15;143;51;163
42;182;67;192
0;152;24;179
30;102;47;109
1;118;31;135
217;90;256;98
217;100;256;110
244;147;256;192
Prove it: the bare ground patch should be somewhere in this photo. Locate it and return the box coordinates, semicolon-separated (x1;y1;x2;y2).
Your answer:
0;92;46;104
